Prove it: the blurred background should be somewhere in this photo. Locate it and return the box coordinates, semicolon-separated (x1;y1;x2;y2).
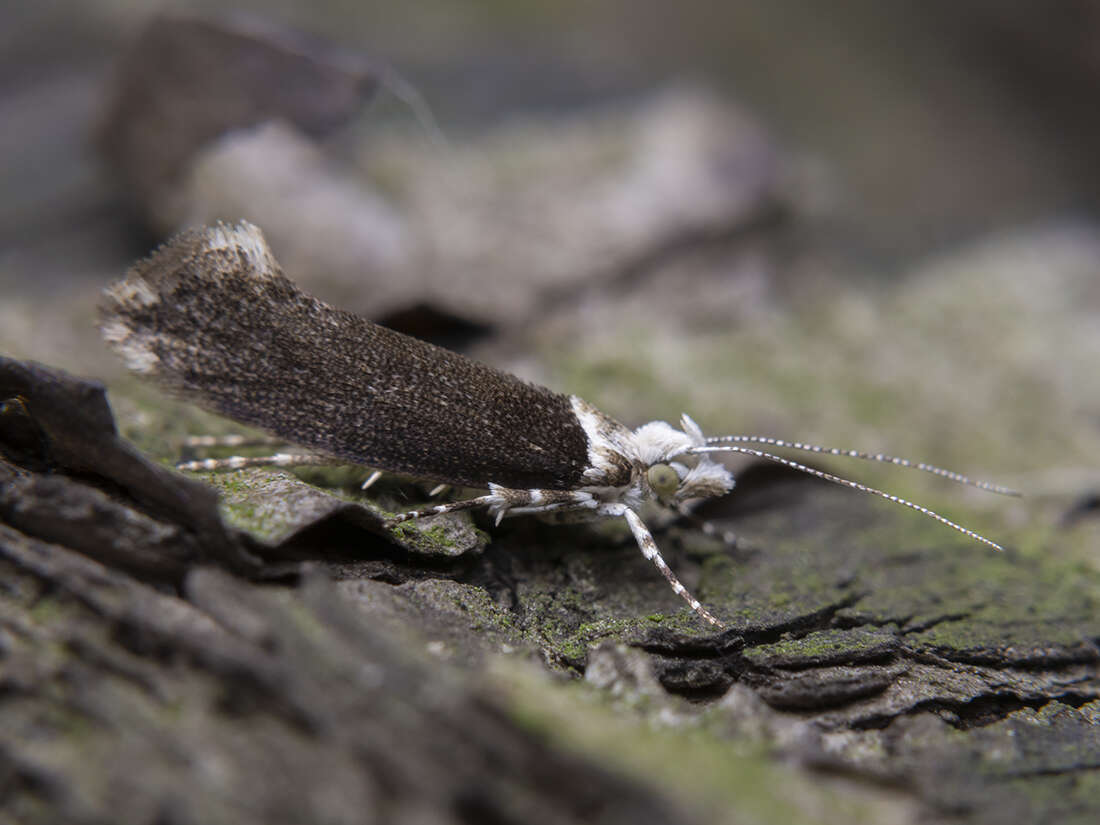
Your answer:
2;0;1099;555
3;6;1100;823
6;0;1100;269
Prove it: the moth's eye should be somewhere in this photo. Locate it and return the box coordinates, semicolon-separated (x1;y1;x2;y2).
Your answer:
647;463;680;497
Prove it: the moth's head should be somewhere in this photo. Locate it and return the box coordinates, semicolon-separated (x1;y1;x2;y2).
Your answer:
632;415;734;505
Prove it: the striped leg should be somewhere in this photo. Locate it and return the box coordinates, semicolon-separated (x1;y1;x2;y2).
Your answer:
176;432;347;473
382;487;723;628
382;485;598;529
382;494;499;527
178;441;392;491
177;452;343;472
602;504;722;627
182;434;288;449
675;504;741;548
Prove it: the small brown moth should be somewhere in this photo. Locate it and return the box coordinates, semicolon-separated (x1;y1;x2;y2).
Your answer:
101;222;1017;627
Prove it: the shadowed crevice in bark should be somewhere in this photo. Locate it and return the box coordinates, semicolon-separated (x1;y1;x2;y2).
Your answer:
4;356;1099;825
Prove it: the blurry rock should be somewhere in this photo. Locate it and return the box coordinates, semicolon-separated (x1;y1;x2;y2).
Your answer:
184;87;790;323
182;122;414;306
98;14;792;328
357;88;787;323
97;11;379;230
0;356;254;579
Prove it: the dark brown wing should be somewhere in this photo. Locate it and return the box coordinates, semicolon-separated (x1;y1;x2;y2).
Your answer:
100;223;592;491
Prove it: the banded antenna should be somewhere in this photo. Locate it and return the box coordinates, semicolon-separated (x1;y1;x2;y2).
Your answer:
690;437;1019;552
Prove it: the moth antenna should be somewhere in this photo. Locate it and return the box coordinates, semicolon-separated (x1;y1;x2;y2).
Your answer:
376;64;449;150
703;435;1020;497
692;445;1006;551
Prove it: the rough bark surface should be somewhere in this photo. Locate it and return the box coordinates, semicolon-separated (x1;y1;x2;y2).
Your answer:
4;8;1100;822
0;359;698;825
2;358;1098;825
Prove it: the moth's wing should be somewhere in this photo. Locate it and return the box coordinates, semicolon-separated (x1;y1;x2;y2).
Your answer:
100;223;591;491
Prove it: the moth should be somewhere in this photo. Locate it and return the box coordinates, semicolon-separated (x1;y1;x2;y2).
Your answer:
100;222;1016;626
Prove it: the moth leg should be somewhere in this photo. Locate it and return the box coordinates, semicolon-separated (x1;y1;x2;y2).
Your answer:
383;487;597;529
360;470;384;491
643;502;741;548
177;452;343;473
599;503;723;627
386;491;722;627
360;474;449;494
177;432;340;474
182;433;288;450
382;495;499;527
674;504;741;549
